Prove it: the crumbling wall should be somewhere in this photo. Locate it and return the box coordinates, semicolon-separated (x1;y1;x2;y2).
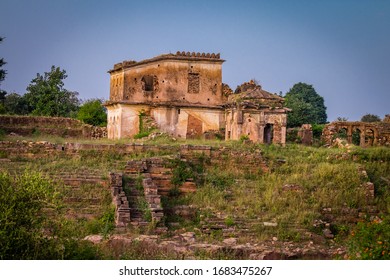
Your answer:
109;173;131;227
297;124;313;146
322;121;390;147
0;115;107;139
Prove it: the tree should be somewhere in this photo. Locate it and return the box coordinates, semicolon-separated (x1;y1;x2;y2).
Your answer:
77;99;107;126
337;117;348;122
284;82;327;128
361;114;381;123
2;92;30;115
0;37;7;105
24;66;80;117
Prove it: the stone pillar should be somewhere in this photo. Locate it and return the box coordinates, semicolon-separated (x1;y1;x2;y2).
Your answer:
347;126;353;144
258;122;265;144
298;124;313;146
373;129;378;145
281;125;287;146
360;127;366;147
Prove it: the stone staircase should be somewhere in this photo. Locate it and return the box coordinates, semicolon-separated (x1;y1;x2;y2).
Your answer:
110;158;169;231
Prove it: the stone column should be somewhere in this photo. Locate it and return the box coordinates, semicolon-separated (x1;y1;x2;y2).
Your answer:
281;121;287;146
258;122;265;144
373;129;378;145
347;126;353;144
360;126;366;147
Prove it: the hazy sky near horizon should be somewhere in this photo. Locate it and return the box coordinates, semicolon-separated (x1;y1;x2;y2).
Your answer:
1;0;389;121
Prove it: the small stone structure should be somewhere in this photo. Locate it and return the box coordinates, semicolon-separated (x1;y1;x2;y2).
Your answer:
322;120;390;147
105;52;289;145
225;81;290;144
0;115;107;139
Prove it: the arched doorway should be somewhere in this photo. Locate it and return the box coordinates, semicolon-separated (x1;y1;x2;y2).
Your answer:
365;129;375;146
336;127;348;140
352;128;361;146
264;124;274;144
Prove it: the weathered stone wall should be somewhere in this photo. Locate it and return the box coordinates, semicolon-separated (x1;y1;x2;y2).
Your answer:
108;52;225;107
322;121;390;147
105;52;227;139
225;108;287;145
0;115;107;139
297;124;313;146
109;172;131;228
0;141;269;174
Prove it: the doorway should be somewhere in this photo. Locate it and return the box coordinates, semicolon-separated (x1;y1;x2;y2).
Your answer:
264;124;274;144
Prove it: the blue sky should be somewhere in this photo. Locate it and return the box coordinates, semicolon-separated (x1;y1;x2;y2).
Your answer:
1;0;389;121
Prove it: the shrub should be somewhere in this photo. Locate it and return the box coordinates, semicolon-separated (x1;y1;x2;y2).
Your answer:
77;99;107;126
312;124;325;140
0;172;61;259
348;217;390;260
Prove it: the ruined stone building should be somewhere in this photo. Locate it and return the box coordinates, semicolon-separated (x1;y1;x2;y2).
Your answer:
105;52;290;144
322;117;390;147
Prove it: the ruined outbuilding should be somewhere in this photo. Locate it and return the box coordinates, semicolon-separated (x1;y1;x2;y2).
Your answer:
224;81;289;144
105;52;289;144
322;117;390;147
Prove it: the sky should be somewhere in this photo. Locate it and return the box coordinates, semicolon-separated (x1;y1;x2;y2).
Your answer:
0;0;389;121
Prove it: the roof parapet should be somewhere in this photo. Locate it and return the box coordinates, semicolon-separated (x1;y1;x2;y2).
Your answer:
108;51;223;73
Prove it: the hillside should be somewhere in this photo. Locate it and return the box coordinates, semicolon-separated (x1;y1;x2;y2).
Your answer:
0;134;389;260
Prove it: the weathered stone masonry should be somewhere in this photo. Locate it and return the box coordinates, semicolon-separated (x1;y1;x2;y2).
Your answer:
322;120;390;147
105;52;290;145
0;115;107;139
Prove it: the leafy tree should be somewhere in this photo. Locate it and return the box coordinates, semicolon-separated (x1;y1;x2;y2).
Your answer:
284;82;327;128
0;37;7;105
3;92;30;115
77;99;107;126
24;66;80;117
361;114;381;123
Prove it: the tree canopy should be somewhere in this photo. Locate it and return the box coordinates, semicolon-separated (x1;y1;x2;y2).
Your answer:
77;99;107;126
284;82;327;128
2;92;29;115
361;114;381;123
24;66;79;117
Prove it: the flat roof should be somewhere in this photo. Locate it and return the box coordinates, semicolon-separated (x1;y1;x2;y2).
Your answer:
108;51;225;73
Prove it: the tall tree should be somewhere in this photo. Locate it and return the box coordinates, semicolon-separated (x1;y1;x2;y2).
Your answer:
24;66;80;117
284;82;327;128
0;37;7;105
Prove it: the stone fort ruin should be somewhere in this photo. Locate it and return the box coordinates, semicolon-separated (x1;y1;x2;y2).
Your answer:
322;116;390;147
105;51;290;144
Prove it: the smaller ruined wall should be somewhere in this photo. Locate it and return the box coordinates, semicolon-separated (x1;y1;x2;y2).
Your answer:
322;121;390;147
0;115;107;139
297;124;313;146
225;108;287;145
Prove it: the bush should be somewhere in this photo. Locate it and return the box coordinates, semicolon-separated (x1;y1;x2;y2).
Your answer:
312;124;325;140
0;171;106;259
348;217;390;259
0;172;60;259
77;99;107;126
286;128;300;143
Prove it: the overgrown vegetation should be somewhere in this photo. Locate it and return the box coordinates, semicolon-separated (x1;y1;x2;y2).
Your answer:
0;172;104;259
0;134;389;259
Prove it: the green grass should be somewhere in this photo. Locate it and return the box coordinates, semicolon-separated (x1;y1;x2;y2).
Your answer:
1;135;389;259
